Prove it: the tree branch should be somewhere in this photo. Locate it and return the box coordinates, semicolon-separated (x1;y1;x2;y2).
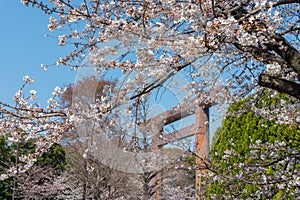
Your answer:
258;74;300;99
265;34;300;76
129;59;197;100
234;43;287;66
273;0;300;7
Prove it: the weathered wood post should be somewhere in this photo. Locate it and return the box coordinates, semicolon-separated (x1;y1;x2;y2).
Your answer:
195;106;209;199
151;119;163;200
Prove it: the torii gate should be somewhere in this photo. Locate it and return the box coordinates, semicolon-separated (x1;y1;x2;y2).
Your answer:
147;99;215;199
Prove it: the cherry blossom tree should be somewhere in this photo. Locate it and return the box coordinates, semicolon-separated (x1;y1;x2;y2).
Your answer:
0;76;71;199
17;0;300;198
14;143;66;199
21;0;300;101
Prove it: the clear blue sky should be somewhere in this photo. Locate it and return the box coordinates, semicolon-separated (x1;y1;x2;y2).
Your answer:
0;1;76;105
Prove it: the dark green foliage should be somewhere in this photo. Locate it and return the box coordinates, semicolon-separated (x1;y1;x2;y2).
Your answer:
0;177;13;200
0;135;13;199
0;137;66;199
207;92;300;199
37;143;66;173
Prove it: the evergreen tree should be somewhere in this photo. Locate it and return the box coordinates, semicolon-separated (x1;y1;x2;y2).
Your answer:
208;91;300;199
0;136;66;199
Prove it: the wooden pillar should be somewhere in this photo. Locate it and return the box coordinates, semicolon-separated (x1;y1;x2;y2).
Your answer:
151;121;162;200
195;106;209;199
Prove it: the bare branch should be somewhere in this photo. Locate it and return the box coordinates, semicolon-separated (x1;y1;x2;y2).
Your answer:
258;74;300;99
